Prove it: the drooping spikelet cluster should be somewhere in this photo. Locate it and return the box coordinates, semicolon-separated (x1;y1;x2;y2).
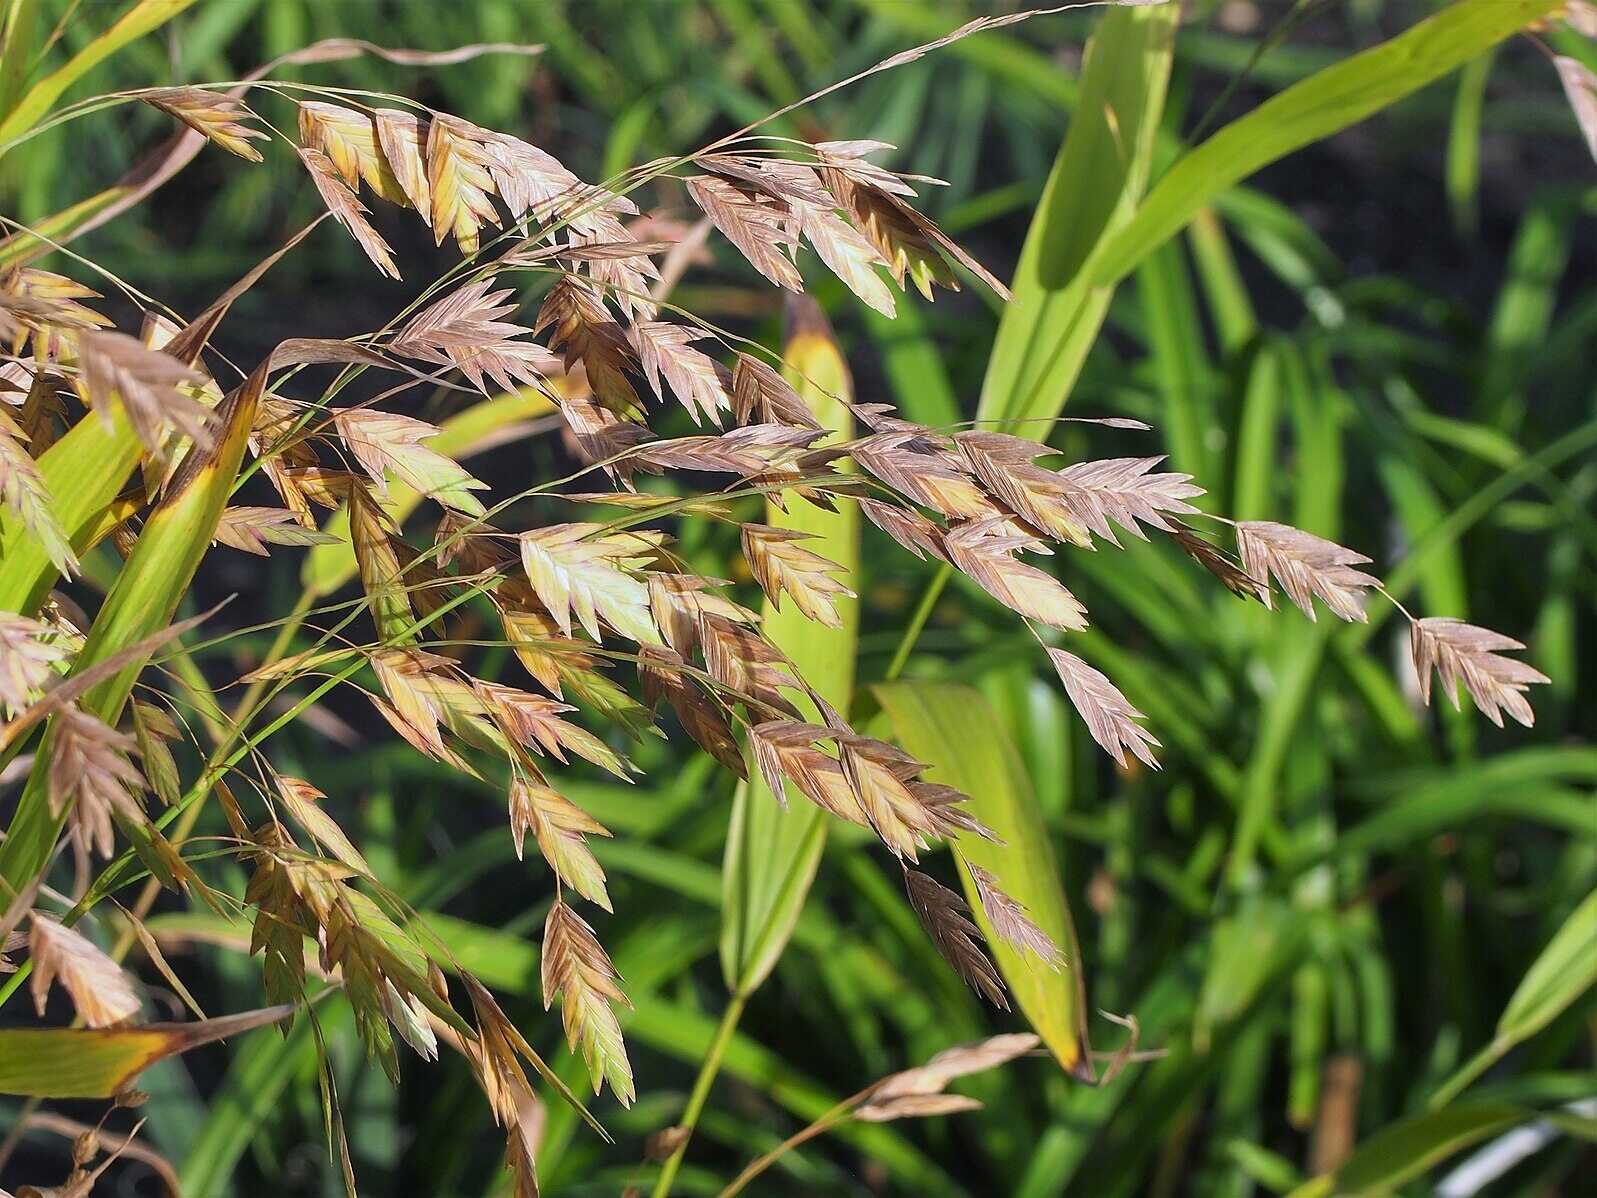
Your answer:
0;58;1548;1197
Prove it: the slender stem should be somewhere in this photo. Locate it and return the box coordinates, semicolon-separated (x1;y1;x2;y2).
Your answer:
651;990;748;1198
717;1108;855;1198
1427;1039;1502;1110
884;564;951;683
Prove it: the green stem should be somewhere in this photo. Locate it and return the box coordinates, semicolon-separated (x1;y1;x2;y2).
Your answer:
884;564;951;683
1427;1039;1502;1110
651;990;748;1198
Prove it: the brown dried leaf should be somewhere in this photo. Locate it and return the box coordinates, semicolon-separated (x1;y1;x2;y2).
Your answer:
685;174;802;291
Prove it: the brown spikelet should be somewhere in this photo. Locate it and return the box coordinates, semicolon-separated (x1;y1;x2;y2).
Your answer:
1168;524;1270;602
213;506;339;555
78;330;212;453
630;321;732;425
297;101;409;203
1055;456;1205;544
639;647;747;777
730;354;821;429
902;867;1007;1009
475;680;632;778
49;706;146;859
0;613;68;717
299;147;400;278
697;613;802;719
646;572;758;659
1046;648;1160;769
965;863;1063;968
0;410;75;574
858;497;948;563
686;174;802;291
541;901;634;1104
944;520;1088;631
144;88;266;160
1235;521;1380;623
741;523;855;627
1409;618;1548;727
392;278;559;395
793;202;896;316
748;720;869;824
851;431;994;522
29;914;142;1027
335;407;488;516
837;734;938;860
508;776;612;909
534;277;641;417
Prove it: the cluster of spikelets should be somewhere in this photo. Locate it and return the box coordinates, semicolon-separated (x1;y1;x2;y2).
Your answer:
0;69;1549;1196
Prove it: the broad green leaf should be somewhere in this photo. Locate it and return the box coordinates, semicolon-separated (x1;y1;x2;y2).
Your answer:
0;0;202;144
0;1005;293;1098
874;681;1091;1077
1090;0;1564;290
720;298;859;997
0;366;263;897
976;1;1178;426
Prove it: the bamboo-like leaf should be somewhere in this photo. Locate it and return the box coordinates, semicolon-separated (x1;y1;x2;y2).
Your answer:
874;681;1092;1078
977;2;1179;425
0;1006;294;1098
720;297;858;997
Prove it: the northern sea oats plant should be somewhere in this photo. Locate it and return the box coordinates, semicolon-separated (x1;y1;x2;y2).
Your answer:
0;1;1582;1195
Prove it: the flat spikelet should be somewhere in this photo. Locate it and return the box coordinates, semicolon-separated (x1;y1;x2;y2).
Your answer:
298;147;399;278
859;1032;1039;1122
144;88;267;160
1046;648;1160;769
335;408;488;516
519;523;662;645
903;867;1007;1009
1410;618;1549;727
29;914;142;1027
48;706;146;859
541;901;634;1104
1235;521;1379;622
740;523;855;627
78;330;212;453
508;777;612;909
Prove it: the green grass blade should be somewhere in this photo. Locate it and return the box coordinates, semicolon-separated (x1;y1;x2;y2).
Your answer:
0;366;263;898
1091;0;1564;290
720;298;859;997
0;1005;293;1098
1288;1104;1532;1198
976;1;1178;427
0;0;201;144
874;681;1092;1077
